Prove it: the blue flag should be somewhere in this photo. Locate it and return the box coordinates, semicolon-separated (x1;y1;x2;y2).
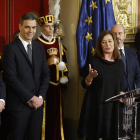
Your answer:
76;0;116;76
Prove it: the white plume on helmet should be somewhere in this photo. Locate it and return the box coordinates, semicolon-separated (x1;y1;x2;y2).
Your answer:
49;0;60;23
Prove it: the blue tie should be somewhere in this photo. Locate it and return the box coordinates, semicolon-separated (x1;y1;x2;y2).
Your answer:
119;49;126;71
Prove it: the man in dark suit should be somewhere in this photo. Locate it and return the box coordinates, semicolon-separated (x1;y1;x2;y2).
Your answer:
2;13;50;140
0;75;6;126
111;24;140;92
111;24;140;137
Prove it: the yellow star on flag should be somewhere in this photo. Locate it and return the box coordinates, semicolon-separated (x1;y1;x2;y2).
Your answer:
106;0;111;4
91;47;96;56
89;1;98;10
85;16;93;26
85;32;93;42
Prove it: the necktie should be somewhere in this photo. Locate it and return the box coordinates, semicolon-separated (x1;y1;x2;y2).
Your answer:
27;44;32;63
119;49;126;71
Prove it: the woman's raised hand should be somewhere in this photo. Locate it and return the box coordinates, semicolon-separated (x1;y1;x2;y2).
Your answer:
85;64;98;86
88;64;98;79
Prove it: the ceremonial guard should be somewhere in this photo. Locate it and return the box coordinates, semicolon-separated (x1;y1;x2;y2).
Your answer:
35;15;68;140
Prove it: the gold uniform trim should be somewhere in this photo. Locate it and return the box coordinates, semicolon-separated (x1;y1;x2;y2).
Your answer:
61;43;67;56
47;48;58;55
60;90;65;140
0;70;3;77
38;15;55;26
63;47;67;53
50;81;59;86
38;37;56;44
56;64;59;81
64;63;68;72
61;43;64;56
63;76;68;78
41;100;46;140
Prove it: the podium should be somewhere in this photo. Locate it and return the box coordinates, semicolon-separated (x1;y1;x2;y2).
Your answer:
106;88;140;140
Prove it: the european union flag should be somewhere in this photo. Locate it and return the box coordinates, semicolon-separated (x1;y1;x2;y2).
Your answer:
76;0;116;76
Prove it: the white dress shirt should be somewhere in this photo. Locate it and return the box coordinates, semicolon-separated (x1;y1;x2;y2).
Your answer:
118;45;125;57
19;35;32;52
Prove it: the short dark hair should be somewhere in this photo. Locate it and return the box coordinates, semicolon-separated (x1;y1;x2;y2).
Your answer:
13;30;20;40
96;30;121;60
20;13;37;25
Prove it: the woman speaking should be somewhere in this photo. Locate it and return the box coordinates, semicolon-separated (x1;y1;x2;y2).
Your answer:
78;30;124;140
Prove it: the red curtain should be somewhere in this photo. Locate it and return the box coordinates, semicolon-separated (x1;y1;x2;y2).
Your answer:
0;0;49;54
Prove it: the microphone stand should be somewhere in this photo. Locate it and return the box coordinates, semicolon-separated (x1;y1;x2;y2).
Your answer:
133;100;138;140
130;70;140;140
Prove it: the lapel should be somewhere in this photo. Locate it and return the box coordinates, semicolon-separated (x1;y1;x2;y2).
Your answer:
32;40;37;71
16;38;33;68
124;46;129;76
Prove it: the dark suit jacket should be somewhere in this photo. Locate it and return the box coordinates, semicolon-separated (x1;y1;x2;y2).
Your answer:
124;46;140;92
135;31;140;67
0;75;6;125
2;38;50;111
135;30;140;51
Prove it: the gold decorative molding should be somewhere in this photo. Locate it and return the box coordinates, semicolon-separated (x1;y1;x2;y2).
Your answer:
113;0;136;34
124;40;134;43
